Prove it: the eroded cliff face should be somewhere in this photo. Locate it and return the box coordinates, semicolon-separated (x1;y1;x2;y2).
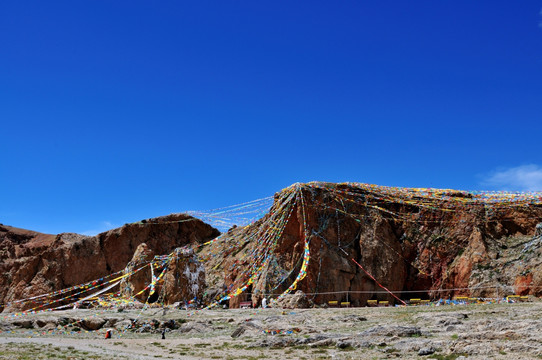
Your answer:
201;183;542;307
0;214;219;311
3;182;542;311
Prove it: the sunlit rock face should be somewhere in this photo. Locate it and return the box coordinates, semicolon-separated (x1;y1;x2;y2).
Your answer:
201;183;542;307
0;214;219;312
2;182;542;312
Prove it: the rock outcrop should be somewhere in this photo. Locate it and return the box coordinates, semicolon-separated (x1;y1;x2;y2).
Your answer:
272;290;312;309
3;182;542;311
158;247;205;305
0;214;219;311
119;243;155;301
201;182;542;307
119;244;206;305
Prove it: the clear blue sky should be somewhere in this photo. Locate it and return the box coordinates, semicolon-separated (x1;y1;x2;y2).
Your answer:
1;1;542;235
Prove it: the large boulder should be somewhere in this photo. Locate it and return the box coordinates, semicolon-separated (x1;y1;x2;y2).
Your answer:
120;245;206;305
81;317;106;331
273;290;312;309
119;243;155;301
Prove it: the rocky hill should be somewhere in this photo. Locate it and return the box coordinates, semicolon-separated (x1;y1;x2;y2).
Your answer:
2;182;542;312
200;182;542;307
0;214;219;311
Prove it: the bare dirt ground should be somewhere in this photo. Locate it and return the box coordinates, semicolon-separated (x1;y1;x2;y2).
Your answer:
2;302;542;359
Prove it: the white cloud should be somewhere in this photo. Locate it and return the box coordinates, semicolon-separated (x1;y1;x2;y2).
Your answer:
483;164;542;192
81;221;118;236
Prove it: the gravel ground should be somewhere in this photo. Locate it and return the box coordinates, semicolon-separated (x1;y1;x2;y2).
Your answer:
2;302;542;359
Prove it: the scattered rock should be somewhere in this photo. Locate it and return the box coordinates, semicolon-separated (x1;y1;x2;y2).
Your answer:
243;319;263;330
160;319;178;329
231;326;246;338
42;323;57;331
104;318;118;328
178;322;207;333
331;314;367;322
115;319;133;330
418;347;435;356
297;334;330;345
438;317;462;326
35;317;58;327
392;338;433;352
336;340;354;349
57;317;73;326
360;325;422;337
254;337;296;348
309;338;334;347
81;317;106;330
272;291;312;309
12;320;34;329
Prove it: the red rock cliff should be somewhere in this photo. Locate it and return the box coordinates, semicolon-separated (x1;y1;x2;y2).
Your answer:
0;214;219;311
201;182;542;307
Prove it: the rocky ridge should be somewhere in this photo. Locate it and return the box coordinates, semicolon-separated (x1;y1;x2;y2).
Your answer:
2;182;542;311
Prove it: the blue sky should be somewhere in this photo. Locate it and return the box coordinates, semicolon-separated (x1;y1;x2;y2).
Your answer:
1;1;542;235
